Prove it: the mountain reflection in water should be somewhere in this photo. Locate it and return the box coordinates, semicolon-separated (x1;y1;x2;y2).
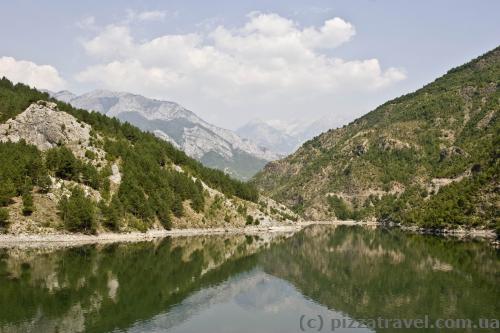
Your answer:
0;226;498;333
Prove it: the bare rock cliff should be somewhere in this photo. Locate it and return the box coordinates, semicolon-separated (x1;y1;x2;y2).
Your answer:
0;101;104;161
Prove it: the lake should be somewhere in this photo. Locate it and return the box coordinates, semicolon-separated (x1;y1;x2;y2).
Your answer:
0;225;498;333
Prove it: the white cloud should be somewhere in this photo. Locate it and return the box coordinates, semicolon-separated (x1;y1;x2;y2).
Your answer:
125;9;171;22
302;18;355;48
83;25;133;60
77;10;170;32
0;56;66;91
76;12;405;127
137;10;168;21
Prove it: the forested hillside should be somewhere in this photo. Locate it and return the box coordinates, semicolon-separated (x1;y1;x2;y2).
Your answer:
253;47;499;231
0;78;296;233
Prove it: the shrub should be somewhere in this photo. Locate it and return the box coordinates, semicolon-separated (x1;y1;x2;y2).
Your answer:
237;204;247;216
58;187;96;234
100;196;123;231
327;195;352;220
46;147;79;180
22;191;34;216
37;173;52;193
128;217;148;232
0;208;9;227
0;141;46;202
85;149;96;160
0;179;16;206
156;199;172;230
246;215;254;225
171;195;184;218
80;163;100;190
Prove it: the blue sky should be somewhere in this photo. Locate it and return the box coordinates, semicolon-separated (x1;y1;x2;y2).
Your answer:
0;0;498;129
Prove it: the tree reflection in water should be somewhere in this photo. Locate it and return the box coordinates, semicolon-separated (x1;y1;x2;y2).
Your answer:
0;226;498;333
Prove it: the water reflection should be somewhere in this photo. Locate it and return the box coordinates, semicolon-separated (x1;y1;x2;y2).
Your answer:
261;226;500;332
0;226;498;333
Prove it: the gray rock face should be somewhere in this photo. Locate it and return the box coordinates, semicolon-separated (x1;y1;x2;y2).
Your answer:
49;89;279;180
0;101;104;162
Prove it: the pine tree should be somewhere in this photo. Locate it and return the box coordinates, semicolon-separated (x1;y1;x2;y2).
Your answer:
22;191;34;216
58;187;96;234
100;196;123;231
0;208;9;227
0;179;16;206
171;195;184;218
46;147;79;180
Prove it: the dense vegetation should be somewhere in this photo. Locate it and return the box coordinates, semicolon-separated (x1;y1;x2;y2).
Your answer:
58;187;96;233
0;77;258;231
254;47;499;231
0;140;48;226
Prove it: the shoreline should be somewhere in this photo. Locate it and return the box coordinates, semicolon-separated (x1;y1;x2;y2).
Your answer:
309;220;498;239
398;225;498;239
0;223;310;248
0;220;497;248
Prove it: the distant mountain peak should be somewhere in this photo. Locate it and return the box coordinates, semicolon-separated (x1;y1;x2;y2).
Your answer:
236;116;344;155
49;89;280;180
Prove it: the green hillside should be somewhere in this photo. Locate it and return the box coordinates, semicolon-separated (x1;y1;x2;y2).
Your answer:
0;78;261;233
253;47;499;231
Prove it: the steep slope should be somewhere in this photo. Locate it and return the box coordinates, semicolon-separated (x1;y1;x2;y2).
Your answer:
0;79;298;234
253;47;499;230
51;90;279;180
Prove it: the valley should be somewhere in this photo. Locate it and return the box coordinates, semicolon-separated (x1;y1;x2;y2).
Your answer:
0;4;498;333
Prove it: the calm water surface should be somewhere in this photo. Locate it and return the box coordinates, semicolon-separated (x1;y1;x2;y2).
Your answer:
0;225;498;333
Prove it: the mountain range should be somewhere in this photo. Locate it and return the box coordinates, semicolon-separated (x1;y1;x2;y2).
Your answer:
0;78;298;234
49;90;280;180
253;46;499;231
1;46;498;234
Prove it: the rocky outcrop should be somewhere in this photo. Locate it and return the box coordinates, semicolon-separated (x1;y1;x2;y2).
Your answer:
439;146;468;161
378;137;411;151
0;101;105;163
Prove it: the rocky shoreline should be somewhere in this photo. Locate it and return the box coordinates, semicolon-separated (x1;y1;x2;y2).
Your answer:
0;224;309;248
400;225;497;239
1;220;497;249
399;225;499;248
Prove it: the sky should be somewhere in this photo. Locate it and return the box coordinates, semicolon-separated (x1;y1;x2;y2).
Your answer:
0;0;498;129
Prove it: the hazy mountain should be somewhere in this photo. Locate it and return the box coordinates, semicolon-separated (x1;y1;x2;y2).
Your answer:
49;90;280;180
236;120;300;155
49;90;76;103
237;116;346;155
253;47;499;230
